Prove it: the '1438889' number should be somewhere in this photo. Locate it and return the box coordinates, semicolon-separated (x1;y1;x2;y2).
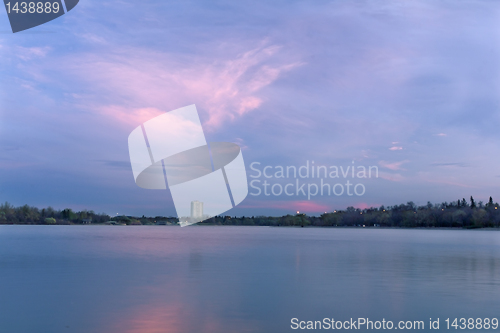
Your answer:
5;2;60;14
445;318;499;330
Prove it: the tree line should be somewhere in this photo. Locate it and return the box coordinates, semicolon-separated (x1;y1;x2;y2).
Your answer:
0;203;110;224
202;196;500;228
1;196;499;228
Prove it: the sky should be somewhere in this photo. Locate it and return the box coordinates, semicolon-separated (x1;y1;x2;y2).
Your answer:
0;0;500;217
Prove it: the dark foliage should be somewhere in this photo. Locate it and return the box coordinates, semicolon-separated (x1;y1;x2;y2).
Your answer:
199;196;500;228
1;196;499;228
0;203;110;225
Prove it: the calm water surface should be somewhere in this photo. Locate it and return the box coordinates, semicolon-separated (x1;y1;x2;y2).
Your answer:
0;226;499;332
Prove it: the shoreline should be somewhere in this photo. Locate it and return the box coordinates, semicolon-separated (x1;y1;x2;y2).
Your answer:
1;224;499;231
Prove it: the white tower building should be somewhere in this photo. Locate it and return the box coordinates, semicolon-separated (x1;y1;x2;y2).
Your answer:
190;201;203;219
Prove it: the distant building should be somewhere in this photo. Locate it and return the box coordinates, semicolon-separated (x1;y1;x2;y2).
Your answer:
191;201;203;219
82;218;92;224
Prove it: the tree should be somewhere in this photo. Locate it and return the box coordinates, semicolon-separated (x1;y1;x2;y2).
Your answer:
452;210;466;227
471;209;487;227
44;217;56;225
488;196;494;207
470;196;476;209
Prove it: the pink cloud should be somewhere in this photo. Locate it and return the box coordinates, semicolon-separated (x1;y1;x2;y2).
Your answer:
242;200;331;213
100;106;165;126
61;42;302;129
351;202;378;210
379;160;409;171
232;137;248;150
389;146;403;151
241;201;382;213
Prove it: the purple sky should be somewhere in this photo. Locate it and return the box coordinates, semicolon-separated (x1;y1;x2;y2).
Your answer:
1;0;500;217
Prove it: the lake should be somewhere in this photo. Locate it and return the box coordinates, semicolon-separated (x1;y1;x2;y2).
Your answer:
0;226;499;332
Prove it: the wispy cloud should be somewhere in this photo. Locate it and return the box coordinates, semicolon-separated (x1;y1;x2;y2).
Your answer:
418;177;477;189
98;106;165;127
352;202;379;210
59;42;302;129
379;160;409;171
232;137;248;150
16;46;51;61
430;162;470;168
241;200;330;213
96;160;131;169
379;172;405;182
76;33;108;45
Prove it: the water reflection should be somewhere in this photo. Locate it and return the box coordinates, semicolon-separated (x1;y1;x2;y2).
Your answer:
109;304;184;333
0;226;499;333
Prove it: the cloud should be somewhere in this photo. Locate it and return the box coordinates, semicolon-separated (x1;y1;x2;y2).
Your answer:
16;46;51;61
351;202;379;210
241;200;331;213
379;172;405;182
419;177;477;189
0;159;35;169
430;162;469;168
232;137;248;150
389;146;403;151
99;106;165;126
76;33;108;45
379;160;409;171
97;160;131;169
60;41;302;129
